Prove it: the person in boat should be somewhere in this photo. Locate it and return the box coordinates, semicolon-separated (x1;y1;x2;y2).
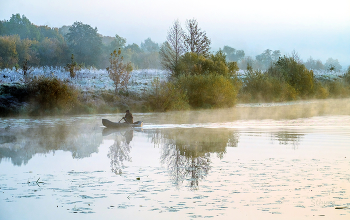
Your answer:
123;110;133;124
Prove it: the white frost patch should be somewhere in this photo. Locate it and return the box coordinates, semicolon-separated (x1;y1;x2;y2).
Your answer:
0;67;169;93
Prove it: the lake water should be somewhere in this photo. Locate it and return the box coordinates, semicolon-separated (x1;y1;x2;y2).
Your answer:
1;99;350;220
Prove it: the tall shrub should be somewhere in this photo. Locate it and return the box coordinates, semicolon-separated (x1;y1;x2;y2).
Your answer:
268;56;314;97
177;74;238;108
106;49;133;93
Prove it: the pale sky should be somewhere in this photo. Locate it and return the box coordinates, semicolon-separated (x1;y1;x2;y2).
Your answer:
1;0;349;68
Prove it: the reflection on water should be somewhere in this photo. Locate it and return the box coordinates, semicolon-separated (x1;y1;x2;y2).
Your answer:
107;129;134;175
0;100;350;220
0;120;103;166
154;128;239;189
273;131;304;148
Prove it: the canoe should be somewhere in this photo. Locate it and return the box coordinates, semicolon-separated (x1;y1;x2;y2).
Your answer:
102;119;143;128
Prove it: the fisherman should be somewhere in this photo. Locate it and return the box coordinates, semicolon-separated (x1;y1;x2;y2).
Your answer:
123;110;133;124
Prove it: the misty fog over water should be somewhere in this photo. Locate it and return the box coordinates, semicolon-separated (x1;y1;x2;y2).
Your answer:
1;99;350;219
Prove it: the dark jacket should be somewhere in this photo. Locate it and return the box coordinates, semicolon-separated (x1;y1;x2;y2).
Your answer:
124;112;133;124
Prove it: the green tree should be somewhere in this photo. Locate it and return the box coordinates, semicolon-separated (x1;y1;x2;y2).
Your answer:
141;38;159;53
37;38;70;66
222;46;245;62
4;14;40;40
110;34;126;50
176;51;238;78
0;36;18;68
325;58;342;72
256;49;273;69
66;21;103;67
269;56;314;96
0;21;5;35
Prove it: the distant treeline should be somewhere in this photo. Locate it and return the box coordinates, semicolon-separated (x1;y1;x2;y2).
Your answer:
0;14;161;69
0;13;344;71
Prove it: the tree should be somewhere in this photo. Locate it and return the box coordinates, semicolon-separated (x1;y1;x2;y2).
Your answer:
160;20;186;76
4;14;40;40
37;37;70;66
184;19;211;57
256;49;272;69
141;38;159;53
65;54;81;78
106;49;133;93
325;58;342;72
222;46;245;62
272;50;281;62
0;36;18;68
304;56;316;70
110;34;126;50
66;21;102;67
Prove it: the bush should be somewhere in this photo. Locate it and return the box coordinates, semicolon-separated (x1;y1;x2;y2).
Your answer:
241;69;297;102
147;78;190;111
344;66;350;85
28;77;78;113
268;56;314;97
177;74;238;108
175;52;238;78
313;81;329;99
106;49;133;93
326;80;350;98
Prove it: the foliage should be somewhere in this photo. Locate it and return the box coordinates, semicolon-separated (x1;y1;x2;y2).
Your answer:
222;46;245;62
304;56;324;70
65;54;81;78
28;77;78;112
147;78;190;111
177;74;238;108
344;66;350;85
175;51;238;78
255;49;281;69
241;69;297;102
37;37;70;66
268;56;314;97
66;21;103;67
106;49;133;93
1;13;64;42
141;38;159;53
110;34;127;50
0;36;18;68
324;57;342;72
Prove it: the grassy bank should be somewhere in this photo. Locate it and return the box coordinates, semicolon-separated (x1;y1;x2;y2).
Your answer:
0;77;147;117
1;64;350;117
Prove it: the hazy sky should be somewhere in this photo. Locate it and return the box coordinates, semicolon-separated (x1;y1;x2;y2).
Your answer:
1;0;349;68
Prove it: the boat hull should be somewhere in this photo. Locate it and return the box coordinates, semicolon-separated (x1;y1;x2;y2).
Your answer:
102;119;143;128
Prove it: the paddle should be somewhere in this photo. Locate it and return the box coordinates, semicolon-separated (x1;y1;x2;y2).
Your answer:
119;117;130;124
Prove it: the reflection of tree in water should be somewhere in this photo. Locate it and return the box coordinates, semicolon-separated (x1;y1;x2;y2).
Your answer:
0;122;103;166
154;128;239;190
107;129;133;175
273;131;304;149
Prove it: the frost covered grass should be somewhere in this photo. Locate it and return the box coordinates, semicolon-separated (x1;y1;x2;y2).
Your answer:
0;67;168;94
0;67;169;116
0;67;344;94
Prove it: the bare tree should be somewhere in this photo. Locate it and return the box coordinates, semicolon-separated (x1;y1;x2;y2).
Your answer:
184;18;211;57
160;20;185;76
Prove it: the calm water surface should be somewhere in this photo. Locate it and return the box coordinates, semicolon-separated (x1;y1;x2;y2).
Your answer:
1;99;350;220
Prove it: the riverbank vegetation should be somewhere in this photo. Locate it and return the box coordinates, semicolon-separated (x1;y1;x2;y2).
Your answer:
1;14;349;116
